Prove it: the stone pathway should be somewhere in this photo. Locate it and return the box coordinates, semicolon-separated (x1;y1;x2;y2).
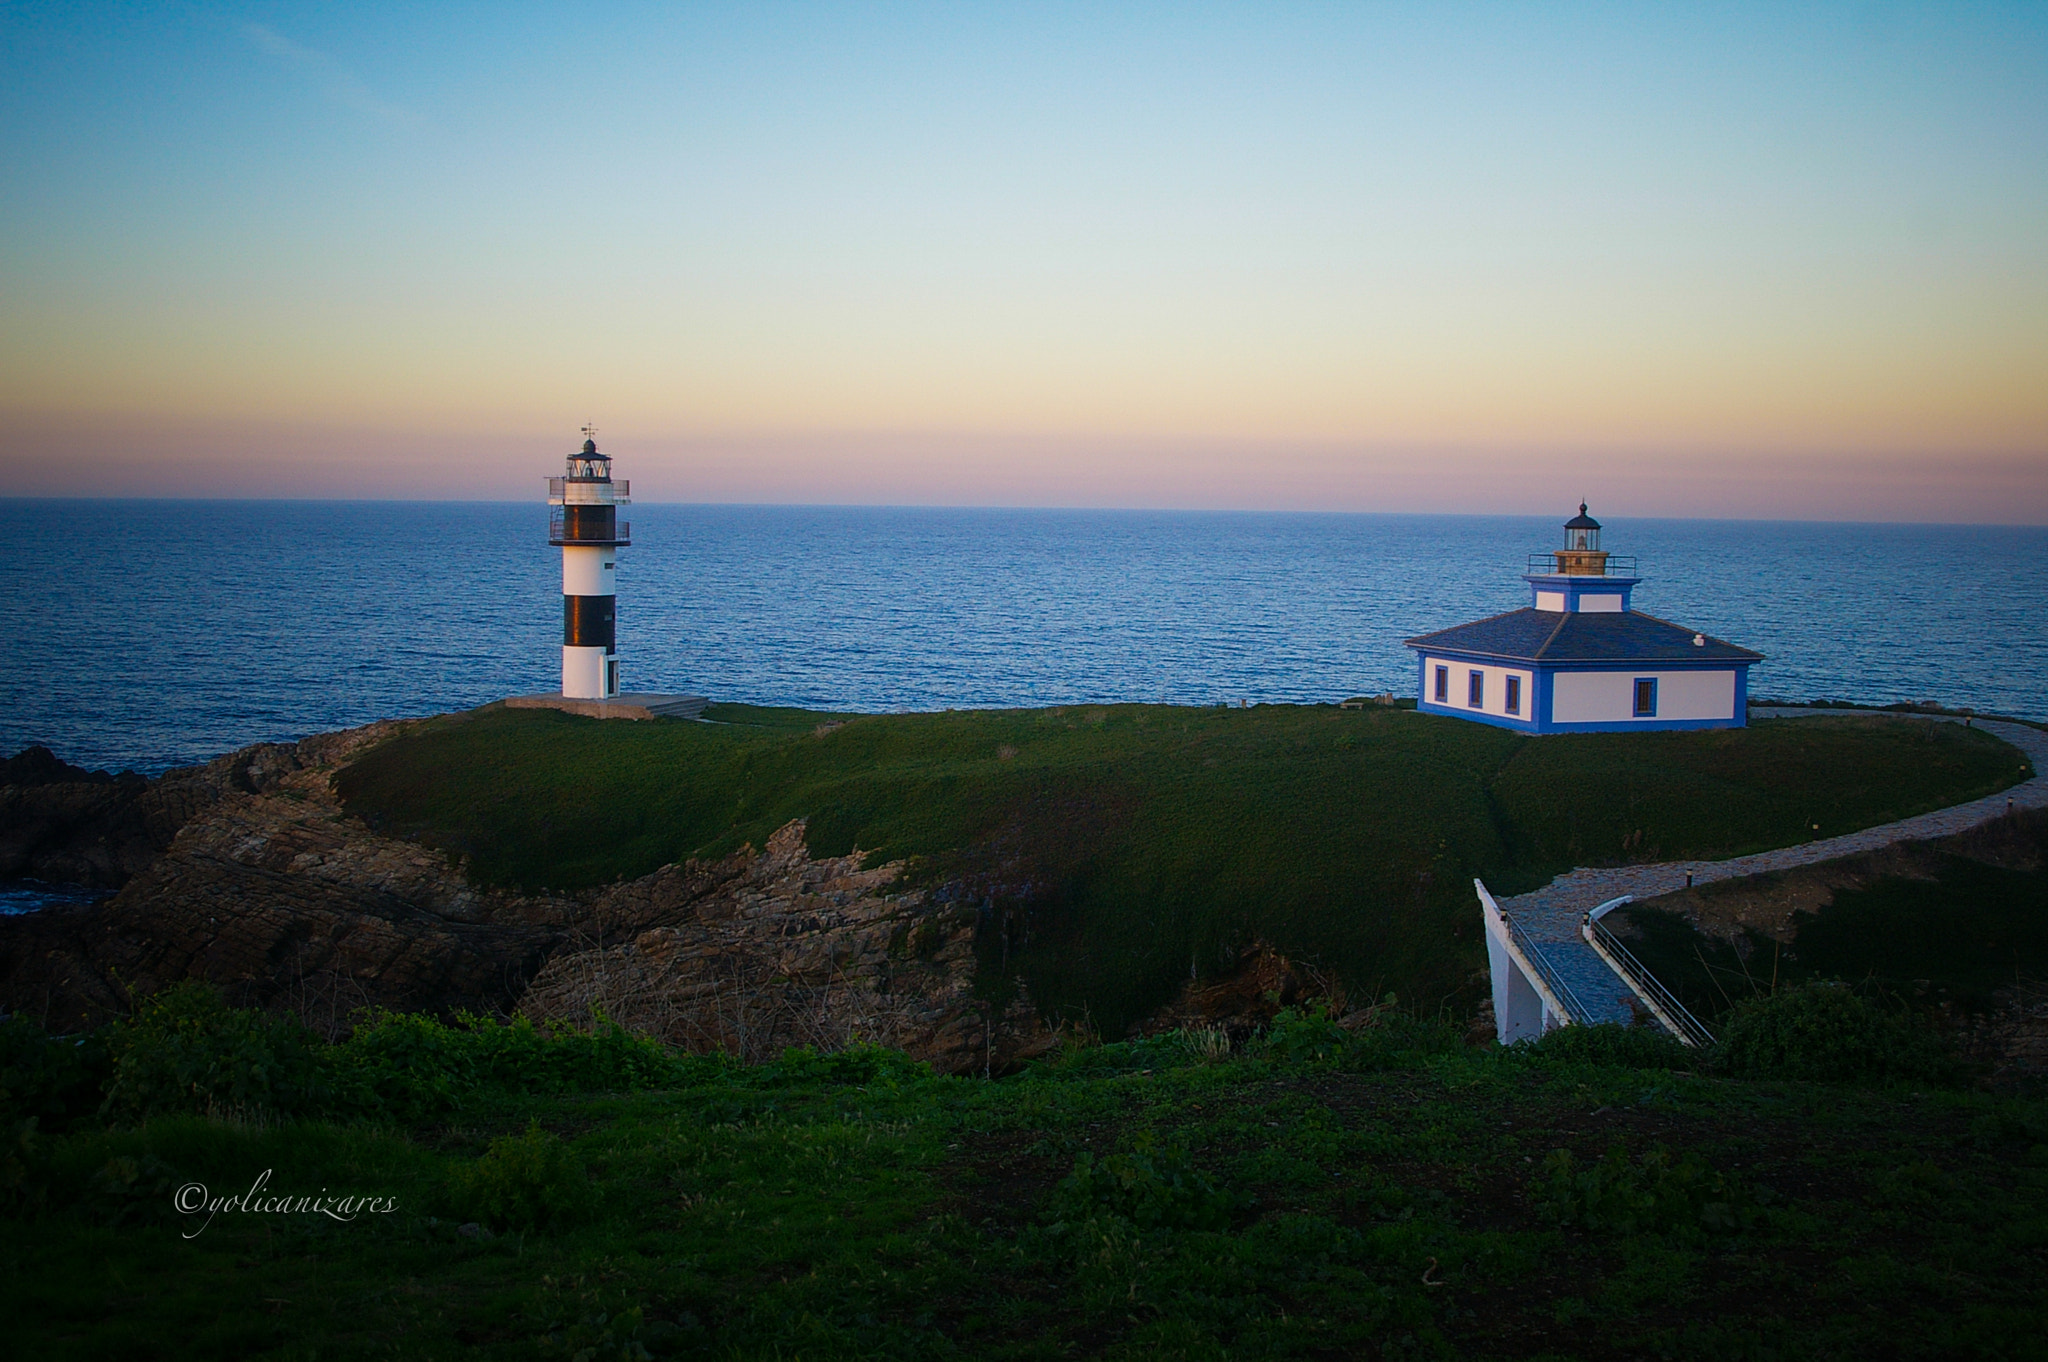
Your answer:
1494;711;2048;1027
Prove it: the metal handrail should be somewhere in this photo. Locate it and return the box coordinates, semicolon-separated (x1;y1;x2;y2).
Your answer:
1498;910;1594;1025
1584;916;1715;1047
549;513;631;545
1526;554;1638;576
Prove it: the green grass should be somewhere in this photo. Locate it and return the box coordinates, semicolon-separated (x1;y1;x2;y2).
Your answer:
333;705;2030;1034
1616;812;2048;1024
8;1019;2048;1360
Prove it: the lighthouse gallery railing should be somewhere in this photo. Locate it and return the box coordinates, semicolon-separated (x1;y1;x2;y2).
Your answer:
549;513;631;546
548;477;630;500
1526;553;1637;576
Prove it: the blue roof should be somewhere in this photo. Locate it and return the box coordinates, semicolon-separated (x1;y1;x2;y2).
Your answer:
1405;608;1763;665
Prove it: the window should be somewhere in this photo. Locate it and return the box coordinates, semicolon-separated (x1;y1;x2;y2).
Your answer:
1505;675;1521;715
1634;677;1658;717
1433;665;1448;703
606;658;620;697
1468;670;1484;708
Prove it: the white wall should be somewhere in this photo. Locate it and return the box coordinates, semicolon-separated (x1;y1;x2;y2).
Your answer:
1479;880;1563;1043
1550;669;1736;723
561;546;617;596
562;645;613;699
1532;588;1624;613
561;481;619;505
1422;656;1535;721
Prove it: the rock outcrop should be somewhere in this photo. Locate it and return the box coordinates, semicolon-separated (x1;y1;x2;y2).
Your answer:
1131;943;1334;1043
1;746;203;888
0;726;1060;1073
0;721;580;1033
519;820;1058;1074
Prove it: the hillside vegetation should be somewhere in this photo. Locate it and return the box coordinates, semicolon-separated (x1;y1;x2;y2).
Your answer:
335;705;2029;1033
1612;809;2048;1028
5;990;2045;1360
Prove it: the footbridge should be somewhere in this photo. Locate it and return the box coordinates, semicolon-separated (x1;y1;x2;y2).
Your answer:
1480;711;2048;1045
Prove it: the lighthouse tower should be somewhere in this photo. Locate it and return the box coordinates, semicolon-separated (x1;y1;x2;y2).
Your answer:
547;428;630;700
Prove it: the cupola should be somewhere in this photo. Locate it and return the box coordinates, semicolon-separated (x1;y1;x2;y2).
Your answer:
1557;503;1605;574
1524;504;1640;613
566;436;613;482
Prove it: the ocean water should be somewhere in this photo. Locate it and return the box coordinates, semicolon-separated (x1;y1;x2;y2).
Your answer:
1;499;2044;776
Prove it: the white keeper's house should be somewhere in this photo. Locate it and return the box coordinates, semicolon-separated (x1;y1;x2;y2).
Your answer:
1404;506;1762;733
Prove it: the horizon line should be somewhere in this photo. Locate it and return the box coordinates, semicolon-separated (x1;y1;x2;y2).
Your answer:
2;493;2043;530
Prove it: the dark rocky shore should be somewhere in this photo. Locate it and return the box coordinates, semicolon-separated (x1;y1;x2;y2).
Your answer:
0;722;1331;1073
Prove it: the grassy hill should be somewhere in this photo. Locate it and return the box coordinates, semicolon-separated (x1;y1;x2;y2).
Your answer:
6;995;2046;1360
334;704;2030;1033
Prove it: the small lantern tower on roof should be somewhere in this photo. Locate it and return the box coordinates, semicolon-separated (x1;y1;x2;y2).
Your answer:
1521;503;1642;615
1557;503;1606;575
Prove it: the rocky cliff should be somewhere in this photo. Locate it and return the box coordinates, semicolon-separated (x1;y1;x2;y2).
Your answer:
519;820;1056;1073
0;724;1063;1073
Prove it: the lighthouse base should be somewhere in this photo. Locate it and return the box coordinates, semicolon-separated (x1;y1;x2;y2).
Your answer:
562;645;619;700
503;693;709;722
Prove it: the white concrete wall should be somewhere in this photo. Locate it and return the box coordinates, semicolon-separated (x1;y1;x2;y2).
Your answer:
562;645;612;700
1550;668;1737;723
1478;880;1563;1043
1534;590;1567;612
561;546;618;596
1423;656;1535;721
1577;593;1624;612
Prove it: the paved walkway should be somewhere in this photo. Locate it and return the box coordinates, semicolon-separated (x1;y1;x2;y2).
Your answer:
1494;711;2048;1026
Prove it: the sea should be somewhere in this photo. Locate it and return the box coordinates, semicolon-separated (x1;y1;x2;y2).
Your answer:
2;500;2045;781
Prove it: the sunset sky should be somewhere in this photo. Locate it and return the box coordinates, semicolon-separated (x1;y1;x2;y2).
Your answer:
2;2;2044;520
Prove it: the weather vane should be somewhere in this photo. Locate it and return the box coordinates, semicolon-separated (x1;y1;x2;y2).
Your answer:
581;421;599;443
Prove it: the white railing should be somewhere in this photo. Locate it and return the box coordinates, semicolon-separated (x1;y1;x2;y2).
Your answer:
1581;901;1716;1047
1475;879;1588;1031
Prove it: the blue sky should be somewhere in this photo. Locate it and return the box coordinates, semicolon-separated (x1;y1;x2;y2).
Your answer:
2;2;2044;519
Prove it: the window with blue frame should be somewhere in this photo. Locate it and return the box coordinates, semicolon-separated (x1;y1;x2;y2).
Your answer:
1434;665;1448;702
1505;675;1521;715
1634;677;1658;717
1468;670;1484;708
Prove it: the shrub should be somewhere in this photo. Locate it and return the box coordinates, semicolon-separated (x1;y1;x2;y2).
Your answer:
99;983;332;1123
1714;982;1959;1087
1345;1009;1464;1070
1173;1026;1234;1064
1260;1002;1463;1072
759;1042;930;1088
1260;1007;1351;1067
83;1151;181;1227
448;1122;591;1233
328;1010;474;1122
1533;1140;1769;1237
0;1016;112;1131
1525;1022;1694;1071
2;1116;47;1215
332;1010;679;1121
1045;1132;1236;1232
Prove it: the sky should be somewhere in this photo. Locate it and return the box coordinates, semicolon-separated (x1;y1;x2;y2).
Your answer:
1;2;2044;520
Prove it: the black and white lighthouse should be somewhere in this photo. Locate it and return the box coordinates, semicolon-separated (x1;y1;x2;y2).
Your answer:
547;427;630;700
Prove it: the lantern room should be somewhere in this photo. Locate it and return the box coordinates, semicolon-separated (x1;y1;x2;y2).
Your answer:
1556;503;1608;575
